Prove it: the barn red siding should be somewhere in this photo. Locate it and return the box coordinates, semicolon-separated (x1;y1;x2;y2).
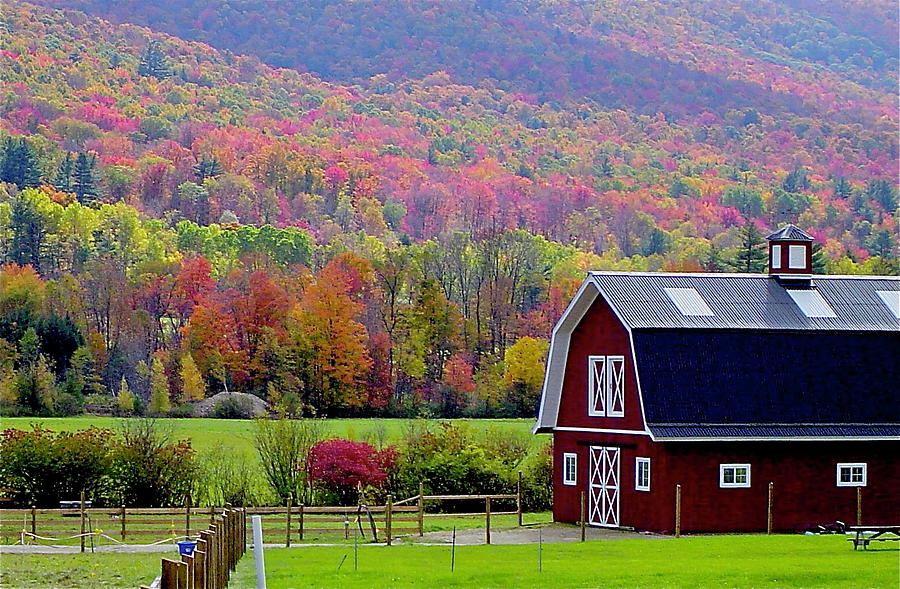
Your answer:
552;435;900;534
556;297;645;432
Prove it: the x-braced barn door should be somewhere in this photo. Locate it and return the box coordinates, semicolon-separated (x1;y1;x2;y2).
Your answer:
589;446;620;527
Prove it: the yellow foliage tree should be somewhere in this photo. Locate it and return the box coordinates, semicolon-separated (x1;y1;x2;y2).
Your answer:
116;376;135;414
180;352;206;403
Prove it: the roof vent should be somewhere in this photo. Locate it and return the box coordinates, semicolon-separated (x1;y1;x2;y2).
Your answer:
767;224;813;282
663;287;715;316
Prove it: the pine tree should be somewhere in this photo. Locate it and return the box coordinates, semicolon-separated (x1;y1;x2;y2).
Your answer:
193;156;224;182
73;152;98;206
1;137;41;189
116;376;135;414
8;191;46;272
54;152;75;193
811;242;827;274
148;357;171;414
179;353;206;403
137;39;171;79
729;221;767;273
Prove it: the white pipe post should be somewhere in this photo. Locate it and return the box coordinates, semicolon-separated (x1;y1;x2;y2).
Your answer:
251;515;267;589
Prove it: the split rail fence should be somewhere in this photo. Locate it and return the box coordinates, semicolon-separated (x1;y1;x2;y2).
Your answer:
3;478;524;548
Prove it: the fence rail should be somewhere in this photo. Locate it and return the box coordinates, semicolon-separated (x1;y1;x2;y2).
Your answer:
4;475;525;550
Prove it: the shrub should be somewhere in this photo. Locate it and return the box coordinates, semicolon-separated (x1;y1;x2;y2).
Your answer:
254;418;323;505
213;396;254;419
308;439;396;505
104;420;198;507
0;426;112;507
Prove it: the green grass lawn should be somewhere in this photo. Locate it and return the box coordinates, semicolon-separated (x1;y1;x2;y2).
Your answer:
0;416;538;456
229;535;898;589
0;552;162;588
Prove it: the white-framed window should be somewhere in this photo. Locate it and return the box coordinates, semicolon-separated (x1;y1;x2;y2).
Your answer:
587;355;625;417
771;244;782;269
635;457;650;491
720;464;751;488
836;463;867;487
563;453;577;486
788;245;807;269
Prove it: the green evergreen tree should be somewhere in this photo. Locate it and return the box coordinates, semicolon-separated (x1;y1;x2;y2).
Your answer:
8;191;46;272
73;152;98;205
54;152;75;193
728;221;767;273
811;242;827;274
1;137;41;189
137;39;171;79
193;156;224;182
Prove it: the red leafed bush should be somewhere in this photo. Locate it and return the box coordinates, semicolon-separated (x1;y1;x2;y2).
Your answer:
307;439;397;504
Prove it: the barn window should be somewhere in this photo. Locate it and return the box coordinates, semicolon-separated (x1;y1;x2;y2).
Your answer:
771;244;782;269
587;355;625;417
788;245;807;269
635;457;650;491
836;463;867;487
563;453;577;486
587;356;607;416
719;464;751;488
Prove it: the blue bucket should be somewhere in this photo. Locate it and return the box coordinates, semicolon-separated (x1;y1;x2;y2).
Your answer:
177;540;197;556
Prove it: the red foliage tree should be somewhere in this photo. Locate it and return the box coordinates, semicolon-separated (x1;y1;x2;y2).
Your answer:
307;439;397;504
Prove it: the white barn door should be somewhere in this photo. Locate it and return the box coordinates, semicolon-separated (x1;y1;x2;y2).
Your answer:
589;446;620;527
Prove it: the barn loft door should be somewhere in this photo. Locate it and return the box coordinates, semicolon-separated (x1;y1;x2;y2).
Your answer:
589;446;620;527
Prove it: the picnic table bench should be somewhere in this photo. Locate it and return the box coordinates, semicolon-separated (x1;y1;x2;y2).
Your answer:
847;525;900;550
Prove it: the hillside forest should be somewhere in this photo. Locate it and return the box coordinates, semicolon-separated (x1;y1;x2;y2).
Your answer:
0;1;897;419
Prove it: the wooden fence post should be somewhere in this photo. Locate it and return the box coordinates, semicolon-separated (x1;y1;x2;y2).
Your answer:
185;494;191;540
485;496;491;545
200;531;214;589
181;552;194;589
208;524;218;589
675;484;682;538
580;491;586;542
298;504;304;540
161;558;182;589
30;505;35;538
286;497;292;547
517;471;523;527
195;538;207;589
385;494;393;546
856;487;862;526
80;490;86;553
418;482;424;536
120;504;126;541
766;482;774;535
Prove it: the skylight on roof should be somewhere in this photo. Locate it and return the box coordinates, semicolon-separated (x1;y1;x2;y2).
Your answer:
787;289;836;318
663;287;715;317
876;291;900;320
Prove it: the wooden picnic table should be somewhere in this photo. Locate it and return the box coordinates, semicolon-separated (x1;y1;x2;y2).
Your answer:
847;525;900;550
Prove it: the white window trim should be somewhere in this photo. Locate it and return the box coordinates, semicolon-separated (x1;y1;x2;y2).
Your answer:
635;457;650;491
587;356;606;416
587;355;625;418
771;244;782;269
719;463;751;488
836;463;867;487
563;453;577;486
788;245;806;269
607;356;625;418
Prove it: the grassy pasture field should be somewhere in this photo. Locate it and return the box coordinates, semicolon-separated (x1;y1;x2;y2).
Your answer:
1;534;895;588
0;416;539;457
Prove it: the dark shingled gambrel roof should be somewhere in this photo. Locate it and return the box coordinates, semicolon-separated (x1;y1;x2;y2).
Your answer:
589;273;899;331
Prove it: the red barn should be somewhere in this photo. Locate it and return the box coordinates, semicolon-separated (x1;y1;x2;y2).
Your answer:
534;225;900;533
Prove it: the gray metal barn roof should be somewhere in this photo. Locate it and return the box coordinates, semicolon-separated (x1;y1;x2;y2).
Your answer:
590;272;899;331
